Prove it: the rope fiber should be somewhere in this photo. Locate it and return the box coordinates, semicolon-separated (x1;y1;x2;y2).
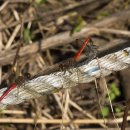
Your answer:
0;47;130;109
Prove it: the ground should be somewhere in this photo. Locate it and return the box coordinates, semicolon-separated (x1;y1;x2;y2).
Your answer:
0;0;130;130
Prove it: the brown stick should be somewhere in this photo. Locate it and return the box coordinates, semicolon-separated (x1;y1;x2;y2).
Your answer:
121;99;130;130
0;10;130;66
0;0;109;31
0;117;128;124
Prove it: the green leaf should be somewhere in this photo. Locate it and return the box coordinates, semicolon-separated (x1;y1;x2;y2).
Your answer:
72;16;86;33
23;28;31;43
106;92;116;102
115;107;121;113
35;0;47;4
97;11;109;20
111;83;121;96
101;106;110;117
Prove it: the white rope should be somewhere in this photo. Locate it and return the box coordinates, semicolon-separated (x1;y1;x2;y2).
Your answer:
0;47;130;109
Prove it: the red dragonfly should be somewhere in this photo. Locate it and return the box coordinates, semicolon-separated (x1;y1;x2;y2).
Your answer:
0;83;17;102
74;35;91;61
0;73;31;102
59;36;96;71
0;36;94;102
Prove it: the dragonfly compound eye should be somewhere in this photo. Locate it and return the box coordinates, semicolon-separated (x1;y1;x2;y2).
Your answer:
24;73;31;79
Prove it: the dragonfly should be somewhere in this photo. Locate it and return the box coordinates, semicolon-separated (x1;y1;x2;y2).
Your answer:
59;36;97;72
54;36;97;92
0;73;31;102
0;36;97;102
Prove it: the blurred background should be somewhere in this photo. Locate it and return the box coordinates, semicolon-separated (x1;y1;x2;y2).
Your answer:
0;0;130;130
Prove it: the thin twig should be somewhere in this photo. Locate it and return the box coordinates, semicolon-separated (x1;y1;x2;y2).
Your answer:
98;28;130;37
69;100;106;127
0;0;9;12
121;99;130;130
96;57;120;129
0;117;129;124
1;8;130;66
0;0;109;31
94;78;108;129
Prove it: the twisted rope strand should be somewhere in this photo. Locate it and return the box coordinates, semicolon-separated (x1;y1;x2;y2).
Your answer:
0;47;130;109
